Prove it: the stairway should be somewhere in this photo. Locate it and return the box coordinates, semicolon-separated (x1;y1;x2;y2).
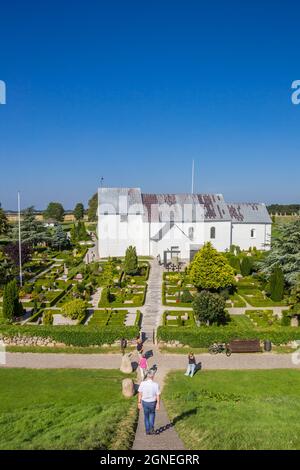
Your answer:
141;260;163;344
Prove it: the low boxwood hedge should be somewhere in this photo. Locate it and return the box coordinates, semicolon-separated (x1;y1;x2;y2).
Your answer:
0;324;139;346
157;325;300;347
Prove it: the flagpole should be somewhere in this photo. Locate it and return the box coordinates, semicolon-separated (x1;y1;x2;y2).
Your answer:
17;191;23;287
191;160;195;194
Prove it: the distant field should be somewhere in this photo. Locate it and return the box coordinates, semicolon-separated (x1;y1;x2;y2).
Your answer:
0;369;136;450
164;370;300;450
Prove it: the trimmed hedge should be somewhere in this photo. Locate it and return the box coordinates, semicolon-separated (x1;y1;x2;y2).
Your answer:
157;325;300;347
0;324;139;346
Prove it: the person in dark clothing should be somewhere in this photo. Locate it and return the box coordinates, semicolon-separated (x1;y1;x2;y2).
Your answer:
136;336;143;356
120;337;127;355
184;352;196;377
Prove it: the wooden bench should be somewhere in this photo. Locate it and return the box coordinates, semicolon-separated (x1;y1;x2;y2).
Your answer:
227;339;261;353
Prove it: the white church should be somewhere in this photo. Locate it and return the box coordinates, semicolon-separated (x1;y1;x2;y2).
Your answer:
97;187;271;263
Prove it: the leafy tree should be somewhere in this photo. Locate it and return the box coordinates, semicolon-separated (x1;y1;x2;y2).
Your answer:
74;202;85;221
269;265;285;301
124;246;138;275
192;290;227;325
102;258;115;287
70;221;90;242
260;220;300;285
2;279;23;320
288;277;300;313
240;256;252;276
0;206;9;235
87;193;98;221
44;202;65;222
4;242;32;266
189;242;235;291
51;225;70;250
9;206;51;247
61;299;87;322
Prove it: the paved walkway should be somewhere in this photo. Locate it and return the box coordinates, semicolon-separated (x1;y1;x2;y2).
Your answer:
2;349;299;371
141;260;164;343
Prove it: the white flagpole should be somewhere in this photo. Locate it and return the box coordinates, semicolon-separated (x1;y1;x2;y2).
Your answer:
191;160;195;194
17;191;23;287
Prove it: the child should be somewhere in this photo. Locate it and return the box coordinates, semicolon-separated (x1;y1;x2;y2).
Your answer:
139;354;148;380
185;352;196;377
136;336;143;356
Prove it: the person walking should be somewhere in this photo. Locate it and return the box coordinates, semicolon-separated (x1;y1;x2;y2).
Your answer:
120;337;127;355
138;369;160;435
185;352;196;377
136;336;143;357
138;353;148;380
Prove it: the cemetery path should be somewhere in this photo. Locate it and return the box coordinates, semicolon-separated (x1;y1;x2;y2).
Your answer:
140;260;164;344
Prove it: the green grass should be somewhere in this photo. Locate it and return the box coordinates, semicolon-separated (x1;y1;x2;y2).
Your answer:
6;345;135;354
229;314;253;328
0;368;137;450
164;369;300;450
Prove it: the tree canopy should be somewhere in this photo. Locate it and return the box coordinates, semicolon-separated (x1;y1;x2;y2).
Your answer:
192;290;227;325
189;242;235;291
124;246;138;275
51;225;70;250
44;202;65;222
87;193;98;221
73;202;85;221
2;279;23;320
260;220;300;285
0;206;9;235
9;206;51;247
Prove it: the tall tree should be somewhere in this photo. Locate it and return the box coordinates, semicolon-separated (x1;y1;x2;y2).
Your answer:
2;279;23;320
73;202;85;221
240;256;252;276
189;242;235;291
192;290;227;325
9;206;51;247
260;220;300;285
44;202;65;222
51;225;70;250
0;205;9;236
124;246;138;275
4;242;32;267
87;193;98;221
269;265;284;301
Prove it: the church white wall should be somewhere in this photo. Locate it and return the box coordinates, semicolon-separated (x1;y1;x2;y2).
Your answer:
204;221;231;252
98;214;149;257
231;223;271;251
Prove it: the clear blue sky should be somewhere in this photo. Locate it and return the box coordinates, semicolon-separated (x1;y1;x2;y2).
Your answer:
0;0;299;210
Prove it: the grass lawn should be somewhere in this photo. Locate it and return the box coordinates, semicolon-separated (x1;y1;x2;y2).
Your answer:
164;369;300;450
0;368;136;450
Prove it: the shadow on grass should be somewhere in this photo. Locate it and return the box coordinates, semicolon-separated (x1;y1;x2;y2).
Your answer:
155;408;198;435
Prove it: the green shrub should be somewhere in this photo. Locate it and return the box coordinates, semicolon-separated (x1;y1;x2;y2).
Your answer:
0;324;139;346
193;291;227;325
61;299;87;323
269;266;285;302
181;289;194;303
157;325;300;347
240;256;253;276
43;310;53;325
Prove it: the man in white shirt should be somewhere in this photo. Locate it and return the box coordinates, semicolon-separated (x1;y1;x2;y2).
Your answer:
138;369;161;435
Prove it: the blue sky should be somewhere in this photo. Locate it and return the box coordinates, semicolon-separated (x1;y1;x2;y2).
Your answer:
0;0;299;209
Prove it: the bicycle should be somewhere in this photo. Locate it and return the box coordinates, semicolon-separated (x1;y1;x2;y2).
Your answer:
208;342;232;356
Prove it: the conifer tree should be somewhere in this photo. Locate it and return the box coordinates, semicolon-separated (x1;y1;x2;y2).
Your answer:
269;265;284;301
124;246;138;275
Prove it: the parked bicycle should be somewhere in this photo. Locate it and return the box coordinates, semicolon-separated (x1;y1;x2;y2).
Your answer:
208;342;232;356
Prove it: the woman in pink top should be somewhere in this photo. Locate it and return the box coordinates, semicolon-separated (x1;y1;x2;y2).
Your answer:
139;354;148;380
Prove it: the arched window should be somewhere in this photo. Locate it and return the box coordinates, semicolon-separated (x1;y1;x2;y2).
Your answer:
251;228;256;238
210;226;216;239
188;227;194;240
